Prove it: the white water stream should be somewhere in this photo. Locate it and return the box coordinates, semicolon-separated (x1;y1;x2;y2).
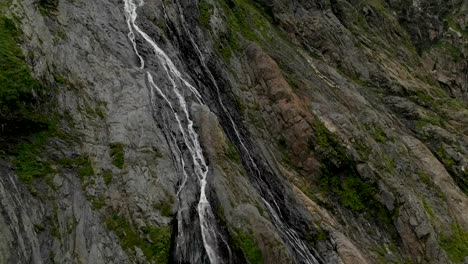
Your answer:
123;0;321;262
123;0;222;263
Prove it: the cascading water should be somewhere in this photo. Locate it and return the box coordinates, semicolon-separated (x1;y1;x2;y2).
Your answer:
123;0;321;262
122;0;227;263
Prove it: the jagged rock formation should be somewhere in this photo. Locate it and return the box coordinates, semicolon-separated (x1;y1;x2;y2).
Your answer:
0;0;467;263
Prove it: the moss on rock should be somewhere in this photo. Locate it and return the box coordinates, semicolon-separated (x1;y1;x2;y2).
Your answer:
106;214;171;263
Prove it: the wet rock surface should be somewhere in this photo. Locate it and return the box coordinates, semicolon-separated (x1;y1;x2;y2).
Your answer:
0;0;467;263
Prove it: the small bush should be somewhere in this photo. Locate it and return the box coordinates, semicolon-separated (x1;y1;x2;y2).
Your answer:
103;170;112;185
106;214;171;263
310;121;394;227
0;16;44;122
373;126;387;143
441;224;468;263
305;229;330;246
90;195;105;210
38;0;59;16
199;1;214;28
14;131;54;184
232;227;262;264
77;158;94;179
226;142;241;163
110;143;125;169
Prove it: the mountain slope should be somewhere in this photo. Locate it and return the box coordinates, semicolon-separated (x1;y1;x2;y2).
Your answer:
0;0;467;263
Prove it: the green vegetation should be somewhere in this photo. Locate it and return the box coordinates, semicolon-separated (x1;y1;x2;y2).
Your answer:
336;176;374;211
415;116;442;129
110;143;125;169
434;40;463;62
0;15;45;122
55;155;96;187
1;15;61;188
158;202;172;217
310;121;393;227
78;157;94;179
51;224;61;239
90;195;105;210
34;223;45;233
374;127;387;143
434;147;468;194
106;214;171;263
420;196;435;219
305;229;330;247
199;1;214;28
447;17;468;35
54;74;67;85
103;170;113;185
418;170;444;198
440;224;468;263
364;0;386;11
83;105;106;119
209;0;276;61
54;30;67;43
232;227;262;264
215;31;236;61
366;124;387;143
226;142;241;163
316;229;329;241
435;147;457;168
45;174;58;190
154;196;174;217
277;136;295;166
414;91;434;105
221;0;273;42
37;0;58;16
14;130;54;184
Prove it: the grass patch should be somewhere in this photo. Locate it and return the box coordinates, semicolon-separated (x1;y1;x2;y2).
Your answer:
420;196;435;219
77;157;94;179
440;224;468;263
154;196;174;218
414;91;434;105
433;147;468;194
103;170;112;185
232;227;262;264
0;15;46;122
13;127;57;184
435;147;457;168
215;31;237;61
199;0;214;28
225;141;241;163
415;116;442;129
305;229;330;247
310;121;394;228
106;214;171;263
434;40;463;62
90;195;105;210
366;124;387;143
418;170;444;198
110;143;125;169
277;136;294;166
54;155;95;186
211;0;276;60
37;0;58;16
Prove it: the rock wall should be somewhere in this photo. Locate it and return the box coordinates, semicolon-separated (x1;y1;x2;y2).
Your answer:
0;0;467;263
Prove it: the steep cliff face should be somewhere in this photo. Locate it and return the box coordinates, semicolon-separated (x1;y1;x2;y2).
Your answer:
0;0;467;263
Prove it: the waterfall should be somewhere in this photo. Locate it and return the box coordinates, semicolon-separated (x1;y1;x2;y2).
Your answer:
123;0;225;263
122;0;322;263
